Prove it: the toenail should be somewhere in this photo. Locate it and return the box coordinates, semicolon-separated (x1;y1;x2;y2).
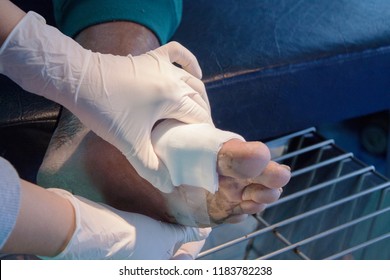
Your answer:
281;164;291;171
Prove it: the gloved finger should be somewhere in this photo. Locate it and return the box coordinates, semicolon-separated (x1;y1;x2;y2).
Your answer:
157;41;202;79
187;91;211;117
177;80;210;115
182;75;211;110
167;95;213;124
241;184;282;204
248;161;291;189
217;140;271;180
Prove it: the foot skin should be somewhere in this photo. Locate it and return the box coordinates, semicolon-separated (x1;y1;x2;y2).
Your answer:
38;111;291;227
208;139;291;224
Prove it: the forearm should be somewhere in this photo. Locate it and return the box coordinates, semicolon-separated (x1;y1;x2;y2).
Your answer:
0;0;26;45
0;11;91;103
1;180;75;257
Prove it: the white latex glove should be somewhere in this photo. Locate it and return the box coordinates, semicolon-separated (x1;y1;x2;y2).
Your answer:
171;238;210;260
0;12;212;190
40;188;210;260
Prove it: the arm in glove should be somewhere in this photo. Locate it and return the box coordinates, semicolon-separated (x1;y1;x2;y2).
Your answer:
0;10;212;190
40;188;210;260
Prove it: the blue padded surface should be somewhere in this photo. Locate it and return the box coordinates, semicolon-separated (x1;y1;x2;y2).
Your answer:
175;0;390;79
2;0;390;139
173;0;390;139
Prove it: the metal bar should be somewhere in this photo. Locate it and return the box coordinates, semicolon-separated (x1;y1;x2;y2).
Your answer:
243;216;266;260
285;147;328;242
198;181;390;258
256;207;390;260
315;154;353;250
337;173;369;253
288;131;309;170
362;187;390;259
324;232;390;260
290;153;353;177
201;129;389;260
272;140;334;162
267;166;374;208
256;216;310;260
266;127;316;150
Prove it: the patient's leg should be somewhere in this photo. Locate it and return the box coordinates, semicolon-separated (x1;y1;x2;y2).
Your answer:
38;108;290;226
37;21;290;227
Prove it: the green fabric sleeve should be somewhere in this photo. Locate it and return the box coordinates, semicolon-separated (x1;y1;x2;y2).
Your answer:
52;0;182;43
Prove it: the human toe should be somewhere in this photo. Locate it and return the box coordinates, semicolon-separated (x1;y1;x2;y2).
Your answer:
217;139;271;179
233;201;267;215
241;184;282;204
250;161;291;189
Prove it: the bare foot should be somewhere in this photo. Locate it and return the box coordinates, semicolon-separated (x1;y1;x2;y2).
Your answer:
37;19;291;227
38;111;290;227
208;139;290;224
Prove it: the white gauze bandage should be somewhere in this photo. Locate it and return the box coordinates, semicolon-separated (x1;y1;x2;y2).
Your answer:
152;119;244;193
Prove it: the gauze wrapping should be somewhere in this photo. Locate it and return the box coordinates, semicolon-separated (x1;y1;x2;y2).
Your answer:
152;119;245;193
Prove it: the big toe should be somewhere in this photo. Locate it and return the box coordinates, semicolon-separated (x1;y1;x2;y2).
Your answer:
217;139;271;179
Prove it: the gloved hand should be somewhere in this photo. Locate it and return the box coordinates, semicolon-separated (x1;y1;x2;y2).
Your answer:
171;238;209;260
39;188;210;260
0;12;212;190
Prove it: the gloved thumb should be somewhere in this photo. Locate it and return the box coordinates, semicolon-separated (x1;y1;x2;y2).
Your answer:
152;41;202;79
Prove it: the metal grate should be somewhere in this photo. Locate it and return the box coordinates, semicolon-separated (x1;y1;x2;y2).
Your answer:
198;128;390;260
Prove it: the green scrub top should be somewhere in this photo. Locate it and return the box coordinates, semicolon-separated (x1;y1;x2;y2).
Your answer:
52;0;182;43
